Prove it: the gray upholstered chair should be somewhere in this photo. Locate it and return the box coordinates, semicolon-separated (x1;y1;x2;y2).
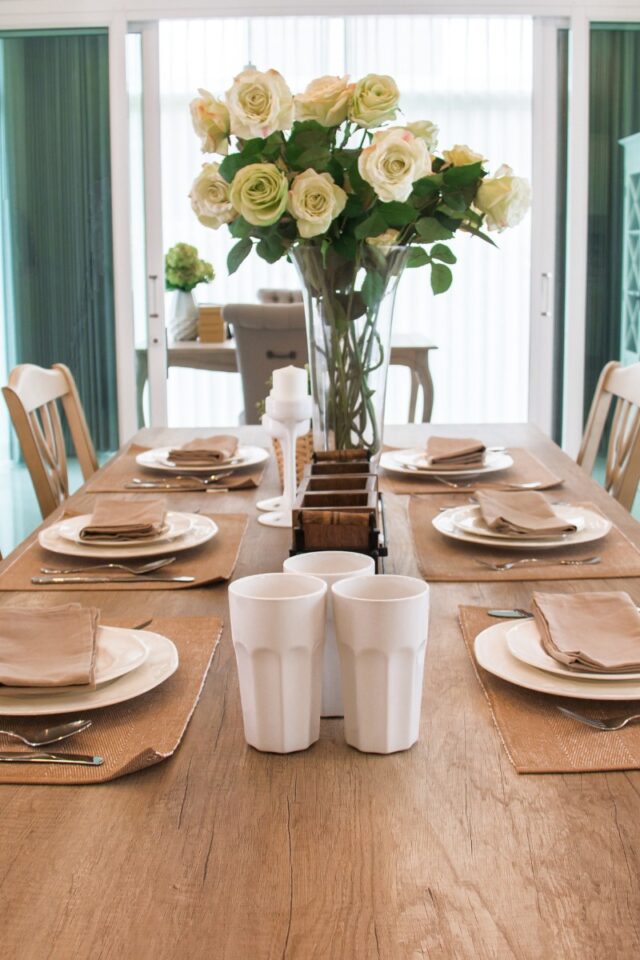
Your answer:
257;288;303;304
222;302;307;424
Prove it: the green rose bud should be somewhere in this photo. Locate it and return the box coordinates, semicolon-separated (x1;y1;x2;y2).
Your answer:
229;162;289;227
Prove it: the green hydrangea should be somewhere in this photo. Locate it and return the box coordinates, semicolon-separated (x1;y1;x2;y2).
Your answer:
165;242;215;292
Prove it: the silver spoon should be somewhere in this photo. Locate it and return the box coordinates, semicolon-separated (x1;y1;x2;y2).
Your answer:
0;719;92;748
40;557;176;576
475;555;601;572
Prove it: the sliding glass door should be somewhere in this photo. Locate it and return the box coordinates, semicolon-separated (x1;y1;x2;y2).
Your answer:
0;28;119;456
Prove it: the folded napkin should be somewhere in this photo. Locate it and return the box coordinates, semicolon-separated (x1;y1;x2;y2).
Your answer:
0;603;99;687
532;592;640;673
80;499;167;542
424;436;486;469
476;490;577;538
168;434;238;466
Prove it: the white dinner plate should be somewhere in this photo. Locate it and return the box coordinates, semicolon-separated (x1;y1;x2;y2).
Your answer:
0;625;149;697
379;449;513;479
39;513;217;559
56;511;194;548
453;504;586;540
474;620;640;700
433;505;611;551
506;619;640;681
136;444;269;475
0;629;178;716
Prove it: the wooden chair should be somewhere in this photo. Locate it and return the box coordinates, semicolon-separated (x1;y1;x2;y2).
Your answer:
578;360;640;510
2;363;98;517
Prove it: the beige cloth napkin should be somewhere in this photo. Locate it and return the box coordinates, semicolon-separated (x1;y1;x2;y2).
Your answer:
476;490;577;537
167;434;238;466
424;436;486;469
0;603;99;687
80;499;167;542
532;592;640;673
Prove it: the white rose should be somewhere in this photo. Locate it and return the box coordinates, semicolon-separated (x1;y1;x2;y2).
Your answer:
349;74;399;128
405;121;439;151
358;128;432;203
476;164;531;231
366;228;400;247
190;162;236;229
226;68;294;140
287;169;347;239
442;144;486;167
294;75;354;127
190;88;230;155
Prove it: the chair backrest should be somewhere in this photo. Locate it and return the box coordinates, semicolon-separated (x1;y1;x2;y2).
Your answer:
578;360;640;510
2;363;98;517
257;288;303;304
223;303;308;424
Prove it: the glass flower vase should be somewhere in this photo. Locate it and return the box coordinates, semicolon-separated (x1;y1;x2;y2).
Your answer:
292;244;409;461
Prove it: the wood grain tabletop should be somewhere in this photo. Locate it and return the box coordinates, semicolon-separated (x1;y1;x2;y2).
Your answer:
1;422;639;960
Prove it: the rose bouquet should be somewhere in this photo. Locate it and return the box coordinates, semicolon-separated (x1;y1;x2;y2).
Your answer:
189;69;530;453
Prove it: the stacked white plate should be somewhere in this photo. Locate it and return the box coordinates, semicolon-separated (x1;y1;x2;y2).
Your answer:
433;504;611;551
135;444;269;475
0;626;179;715
39;511;218;559
379;448;513;479
475;618;640;700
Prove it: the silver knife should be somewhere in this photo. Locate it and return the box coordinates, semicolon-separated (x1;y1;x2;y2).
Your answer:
31;575;195;584
487;609;533;619
0;751;103;766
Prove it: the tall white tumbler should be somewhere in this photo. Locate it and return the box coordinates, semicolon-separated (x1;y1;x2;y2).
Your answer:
283;552;375;716
229;572;327;753
332;575;430;754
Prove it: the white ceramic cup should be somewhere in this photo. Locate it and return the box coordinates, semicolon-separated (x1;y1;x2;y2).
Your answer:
332;575;430;754
228;572;327;753
283;552;376;717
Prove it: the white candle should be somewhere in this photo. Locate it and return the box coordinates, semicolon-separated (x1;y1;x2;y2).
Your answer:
271;365;308;401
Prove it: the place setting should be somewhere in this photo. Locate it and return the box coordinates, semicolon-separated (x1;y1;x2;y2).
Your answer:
84;434;270;495
0;602;223;783
0;498;248;591
409;487;640;581
459;592;640;774
379;435;563;496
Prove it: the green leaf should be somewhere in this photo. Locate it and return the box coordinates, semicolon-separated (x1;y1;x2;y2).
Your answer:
406;247;431;268
379;201;417;228
430;262;453;295
361;271;384;310
228;217;252;240
442;162;483;187
430;243;457;264
257;235;285;264
219;149;259;183
355;210;387;240
285;120;334;171
411;174;443;198
459;223;498;247
227;238;252;275
333;232;357;260
343;195;365;219
436;203;466;221
441;191;466;213
415;217;454;242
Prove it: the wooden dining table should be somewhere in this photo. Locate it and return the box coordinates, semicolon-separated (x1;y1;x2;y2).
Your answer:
2;422;640;959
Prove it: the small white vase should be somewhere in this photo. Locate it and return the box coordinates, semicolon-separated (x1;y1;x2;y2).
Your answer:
168;290;198;341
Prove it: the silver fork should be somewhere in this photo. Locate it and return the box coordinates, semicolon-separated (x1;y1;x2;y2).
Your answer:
475;555;601;572
557;707;640;731
40;556;176;575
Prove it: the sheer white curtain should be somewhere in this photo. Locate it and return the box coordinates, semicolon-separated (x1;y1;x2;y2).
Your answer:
158;15;532;427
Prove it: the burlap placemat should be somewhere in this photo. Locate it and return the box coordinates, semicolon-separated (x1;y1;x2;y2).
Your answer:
0;615;222;784
85;444;266;493
379;448;562;496
0;513;248;591
409;496;640;581
459;605;640;773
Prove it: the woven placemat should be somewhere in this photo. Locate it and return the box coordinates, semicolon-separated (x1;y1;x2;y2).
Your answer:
85;444;266;493
459;606;640;773
409;496;640;581
0;616;222;784
0;513;247;591
379;447;562;496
